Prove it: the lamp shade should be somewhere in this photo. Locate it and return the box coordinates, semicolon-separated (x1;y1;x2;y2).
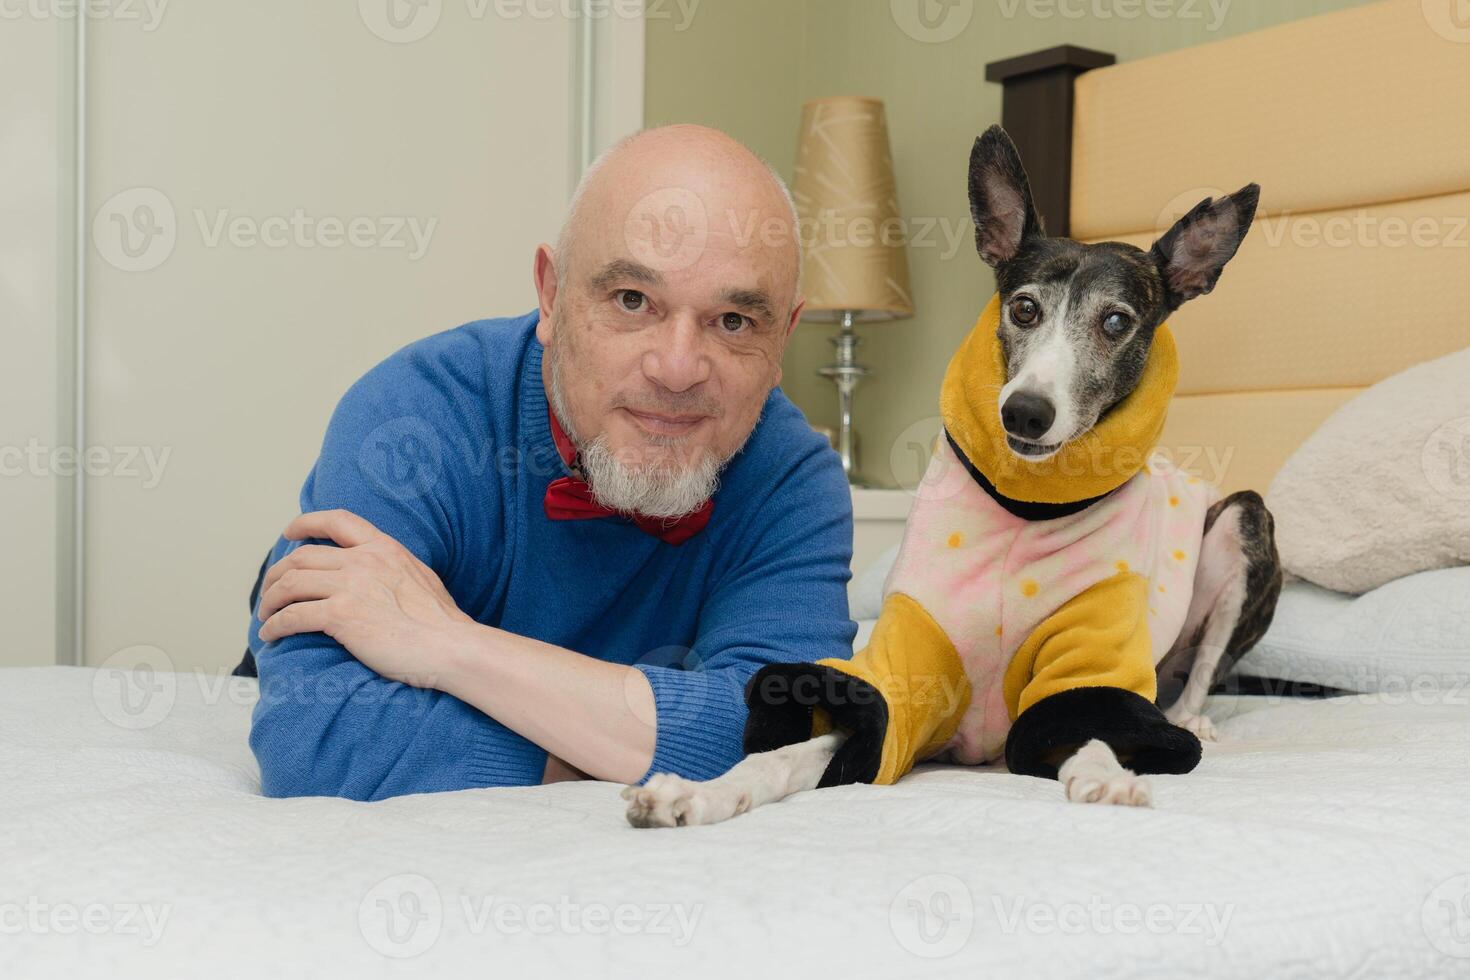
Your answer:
792;97;914;322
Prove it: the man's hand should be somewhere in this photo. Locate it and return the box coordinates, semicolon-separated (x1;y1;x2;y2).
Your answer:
255;509;474;687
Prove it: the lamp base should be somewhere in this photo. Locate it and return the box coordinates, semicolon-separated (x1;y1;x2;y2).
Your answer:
816;310;868;484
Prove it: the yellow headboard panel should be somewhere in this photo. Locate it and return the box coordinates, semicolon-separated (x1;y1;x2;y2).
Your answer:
1069;0;1470;494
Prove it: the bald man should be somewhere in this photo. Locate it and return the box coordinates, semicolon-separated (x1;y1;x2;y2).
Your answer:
238;126;856;800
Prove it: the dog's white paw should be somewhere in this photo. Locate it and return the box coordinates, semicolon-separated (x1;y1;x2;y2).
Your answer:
1064;770;1153;806
621;773;748;829
1165;710;1218;742
1059;740;1153;807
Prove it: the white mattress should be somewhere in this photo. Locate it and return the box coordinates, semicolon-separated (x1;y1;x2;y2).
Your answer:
4;665;1470;978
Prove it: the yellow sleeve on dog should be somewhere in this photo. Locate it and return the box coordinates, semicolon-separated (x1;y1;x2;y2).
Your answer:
1002;571;1157;720
814;593;972;786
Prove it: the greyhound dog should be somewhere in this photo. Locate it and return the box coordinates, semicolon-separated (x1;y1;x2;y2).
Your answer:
624;126;1283;827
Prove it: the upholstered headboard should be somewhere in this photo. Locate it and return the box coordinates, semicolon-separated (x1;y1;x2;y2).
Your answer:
988;0;1470;494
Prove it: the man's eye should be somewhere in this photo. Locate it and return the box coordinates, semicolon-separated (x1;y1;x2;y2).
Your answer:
1102;312;1132;336
718;312;750;333
1010;296;1040;326
617;289;648;312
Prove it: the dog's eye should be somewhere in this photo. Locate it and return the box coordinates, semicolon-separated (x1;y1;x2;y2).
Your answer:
1102;312;1132;337
1010;297;1040;326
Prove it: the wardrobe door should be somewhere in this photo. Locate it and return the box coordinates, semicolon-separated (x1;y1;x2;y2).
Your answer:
82;3;634;671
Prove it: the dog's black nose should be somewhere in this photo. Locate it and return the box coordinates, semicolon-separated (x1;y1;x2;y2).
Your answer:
1001;392;1056;440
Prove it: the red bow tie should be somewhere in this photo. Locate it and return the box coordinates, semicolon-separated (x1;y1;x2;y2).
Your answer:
542;408;713;546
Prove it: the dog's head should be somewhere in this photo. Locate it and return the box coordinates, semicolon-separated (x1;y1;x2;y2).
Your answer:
968;125;1259;462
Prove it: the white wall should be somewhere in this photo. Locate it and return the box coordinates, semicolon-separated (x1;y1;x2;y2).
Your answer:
0;14;67;667
3;1;642;672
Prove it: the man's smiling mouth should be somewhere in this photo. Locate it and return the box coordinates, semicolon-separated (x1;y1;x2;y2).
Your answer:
623;407;709;437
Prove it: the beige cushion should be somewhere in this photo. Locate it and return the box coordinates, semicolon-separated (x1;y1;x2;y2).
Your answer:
1266;347;1470;594
1071;0;1470;240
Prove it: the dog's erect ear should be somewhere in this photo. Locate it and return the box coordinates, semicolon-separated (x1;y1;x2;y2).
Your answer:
1149;184;1260;310
968;125;1043;269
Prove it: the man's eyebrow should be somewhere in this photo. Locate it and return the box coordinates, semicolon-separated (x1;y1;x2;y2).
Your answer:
588;259;664;292
720;288;778;323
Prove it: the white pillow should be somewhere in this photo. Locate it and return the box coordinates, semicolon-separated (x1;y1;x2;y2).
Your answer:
1233;567;1470;695
850;543;900;621
1267;347;1470;594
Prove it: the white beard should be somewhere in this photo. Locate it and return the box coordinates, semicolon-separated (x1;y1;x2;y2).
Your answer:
547;350;728;520
577;435;722;520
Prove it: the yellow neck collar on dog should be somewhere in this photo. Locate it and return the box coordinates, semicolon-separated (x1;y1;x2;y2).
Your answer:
939;293;1179;505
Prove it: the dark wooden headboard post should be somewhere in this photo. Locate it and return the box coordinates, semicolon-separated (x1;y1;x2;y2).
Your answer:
984;46;1115;238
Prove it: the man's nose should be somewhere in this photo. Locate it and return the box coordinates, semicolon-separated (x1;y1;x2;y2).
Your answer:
1001;391;1056;440
643;316;711;393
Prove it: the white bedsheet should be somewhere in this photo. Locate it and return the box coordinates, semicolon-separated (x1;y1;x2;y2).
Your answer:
3;665;1469;979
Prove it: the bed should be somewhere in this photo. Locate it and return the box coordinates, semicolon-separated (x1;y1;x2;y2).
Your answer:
4;665;1470;977
7;3;1470;977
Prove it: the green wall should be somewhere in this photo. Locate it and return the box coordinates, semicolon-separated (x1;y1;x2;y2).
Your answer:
646;0;1377;487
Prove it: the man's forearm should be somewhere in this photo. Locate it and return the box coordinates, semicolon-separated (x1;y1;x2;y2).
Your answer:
435;621;658;784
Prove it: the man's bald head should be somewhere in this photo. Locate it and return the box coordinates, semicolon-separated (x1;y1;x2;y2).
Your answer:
553;125;802;301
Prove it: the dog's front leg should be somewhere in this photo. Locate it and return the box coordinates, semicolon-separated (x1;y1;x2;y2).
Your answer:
623;732;846;828
1057;739;1153;807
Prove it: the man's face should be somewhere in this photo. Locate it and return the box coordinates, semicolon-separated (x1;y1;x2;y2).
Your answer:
537;177;802;514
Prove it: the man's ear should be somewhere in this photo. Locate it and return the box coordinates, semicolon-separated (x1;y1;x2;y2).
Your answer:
533;244;559;345
1149;184;1260;310
969;125;1043;269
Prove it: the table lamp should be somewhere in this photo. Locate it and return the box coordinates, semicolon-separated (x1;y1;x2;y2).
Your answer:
792;96;914;484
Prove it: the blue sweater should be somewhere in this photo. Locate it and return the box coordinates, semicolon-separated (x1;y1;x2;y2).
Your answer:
247;311;856;800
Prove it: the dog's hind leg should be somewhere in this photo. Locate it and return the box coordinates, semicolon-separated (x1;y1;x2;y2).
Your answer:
623;733;846;829
1157;490;1284;739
